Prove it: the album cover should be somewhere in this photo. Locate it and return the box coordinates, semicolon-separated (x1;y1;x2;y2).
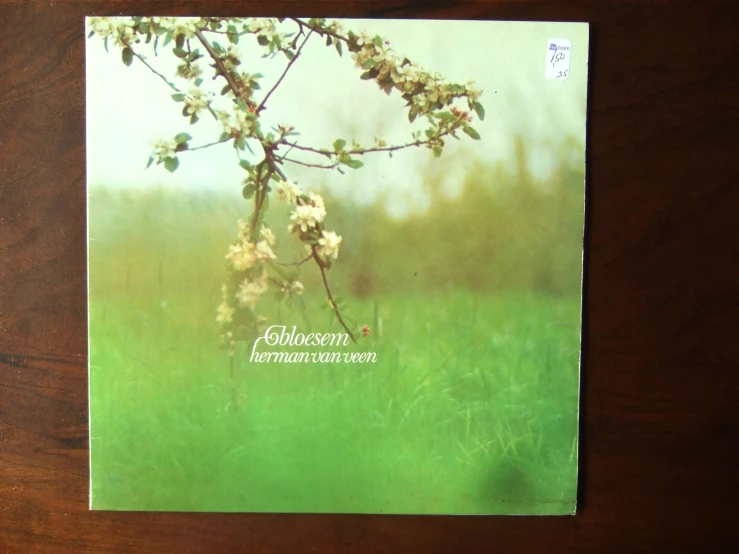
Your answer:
86;16;589;514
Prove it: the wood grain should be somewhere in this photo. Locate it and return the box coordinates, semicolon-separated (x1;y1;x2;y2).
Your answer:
1;1;737;552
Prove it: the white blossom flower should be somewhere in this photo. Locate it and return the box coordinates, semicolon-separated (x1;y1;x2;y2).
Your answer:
113;21;135;47
177;62;202;81
236;274;268;309
254;240;277;262
89;17;115;38
290;204;322;232
308;192;327;221
248;18;276;35
291;281;304;295
225;243;257;271
183;86;211;116
172;17;202;39
413;93;428;110
151;138;177;160
276;180;302;204
218;108;253;138
216;301;235;324
317;230;342;260
465;81;482;102
236;218;249;241
260;225;276;246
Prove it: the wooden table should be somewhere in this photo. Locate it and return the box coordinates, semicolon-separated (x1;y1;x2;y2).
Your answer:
1;1;737;551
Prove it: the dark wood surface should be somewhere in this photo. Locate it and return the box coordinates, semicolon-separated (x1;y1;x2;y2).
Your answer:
1;1;737;552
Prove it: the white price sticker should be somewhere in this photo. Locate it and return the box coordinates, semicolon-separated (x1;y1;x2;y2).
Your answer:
546;39;571;80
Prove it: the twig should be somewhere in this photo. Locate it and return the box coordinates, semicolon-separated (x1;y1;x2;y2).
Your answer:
129;43;218;121
312;246;356;343
290;18;349;45
277;156;339;170
256;28;314;115
276;254;313;267
130;48;179;92
189;137;231;151
284;137;441;158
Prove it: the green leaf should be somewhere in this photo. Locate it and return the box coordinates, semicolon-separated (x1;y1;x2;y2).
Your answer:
333;139;346;152
164;156;179;172
121;47;133;66
360;70;374;80
463;125;481;140
189;114;198;125
362;58;376;69
145;156;155;169
257;35;269;46
432;145;443;157
472;101;485;121
175;33;185;50
103;36;109;52
373;35;383;47
174;132;192;144
283;49;295;61
239;159;252;170
87;30;95;39
335;40;343;56
242;183;257;199
162;30;173;48
408;109;418;123
171;93;186;102
345;158;363;169
325;35;332;46
172;47;187;58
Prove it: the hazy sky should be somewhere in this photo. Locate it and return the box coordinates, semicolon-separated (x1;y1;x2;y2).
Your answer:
86;18;589;216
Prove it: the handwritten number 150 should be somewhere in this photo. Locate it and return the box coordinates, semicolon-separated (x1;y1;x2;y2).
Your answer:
550;52;566;65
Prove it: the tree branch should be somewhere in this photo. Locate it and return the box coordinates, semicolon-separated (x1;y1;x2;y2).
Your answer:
256;28;314;115
277;156;339;170
194;28;244;103
276;254;313;267
130;47;180;92
290;18;349;45
129;42;218;121
312;246;356;343
188;137;231;151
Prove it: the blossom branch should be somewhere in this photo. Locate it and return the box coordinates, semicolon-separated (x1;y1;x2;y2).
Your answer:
194;28;244;103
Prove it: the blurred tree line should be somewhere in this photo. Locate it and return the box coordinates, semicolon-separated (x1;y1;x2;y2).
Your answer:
88;135;585;300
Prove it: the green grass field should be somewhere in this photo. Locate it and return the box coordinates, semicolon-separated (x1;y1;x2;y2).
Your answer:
88;178;582;514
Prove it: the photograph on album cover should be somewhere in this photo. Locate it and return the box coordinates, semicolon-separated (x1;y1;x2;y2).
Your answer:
86;16;589;514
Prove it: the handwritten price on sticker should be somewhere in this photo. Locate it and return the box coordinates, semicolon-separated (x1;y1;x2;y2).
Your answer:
546;39;571;80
